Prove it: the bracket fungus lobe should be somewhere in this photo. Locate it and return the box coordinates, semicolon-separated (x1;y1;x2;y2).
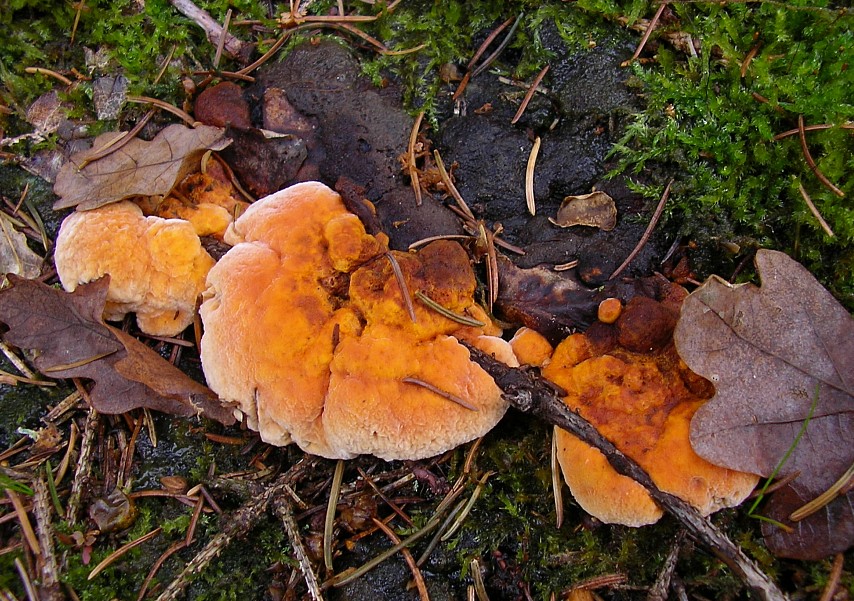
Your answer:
54;201;215;337
542;297;759;526
200;181;510;460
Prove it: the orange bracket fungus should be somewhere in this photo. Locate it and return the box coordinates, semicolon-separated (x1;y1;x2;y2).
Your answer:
55;202;215;337
541;297;759;526
200;181;511;460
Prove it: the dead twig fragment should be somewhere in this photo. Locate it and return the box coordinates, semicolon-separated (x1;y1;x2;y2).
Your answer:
647;532;683;601
373;518;430;601
511;65;549;125
32;475;62;601
402;377;478;412
155;463;310;601
272;496;325;601
88;528;162;580
66;404;98;525
525;136;541;216
623;2;667;66
609;179;672;280
170;0;250;60
796;182;835;238
464;345;788;601
798;115;845;198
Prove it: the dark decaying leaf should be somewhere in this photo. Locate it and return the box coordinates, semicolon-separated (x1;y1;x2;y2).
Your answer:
0;213;43;278
674;249;854;559
0;276;234;425
761;482;854;561
53;124;231;210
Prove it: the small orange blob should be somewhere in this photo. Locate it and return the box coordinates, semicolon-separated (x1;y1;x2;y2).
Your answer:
509;327;554;367
597;297;622;324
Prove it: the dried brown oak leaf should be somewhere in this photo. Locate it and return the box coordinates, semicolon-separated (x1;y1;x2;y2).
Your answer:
0;275;234;425
53;124;231;210
674;249;853;560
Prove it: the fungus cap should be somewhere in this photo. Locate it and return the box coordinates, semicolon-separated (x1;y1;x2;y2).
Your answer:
200;181;510;460
543;326;758;526
55;201;214;336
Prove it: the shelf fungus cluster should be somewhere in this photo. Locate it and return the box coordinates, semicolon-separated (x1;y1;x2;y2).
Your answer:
199;181;513;460
542;296;760;526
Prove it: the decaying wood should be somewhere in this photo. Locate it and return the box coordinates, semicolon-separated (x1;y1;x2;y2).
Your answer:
464;344;788;601
169;0;252;62
272;496;324;601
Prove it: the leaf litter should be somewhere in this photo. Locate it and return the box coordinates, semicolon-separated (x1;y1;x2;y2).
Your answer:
0;275;234;425
53;124;231;210
674;249;854;559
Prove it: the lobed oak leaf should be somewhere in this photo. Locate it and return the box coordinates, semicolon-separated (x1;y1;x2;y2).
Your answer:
53;124;231;211
0;213;44;279
674;249;854;559
0;275;234;425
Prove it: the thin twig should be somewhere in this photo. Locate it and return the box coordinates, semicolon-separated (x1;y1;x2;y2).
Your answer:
66;404;98;525
32;475;61;601
609;179;672;280
798;115;845;198
170;0;250;60
272;497;324;601
373;518;430;601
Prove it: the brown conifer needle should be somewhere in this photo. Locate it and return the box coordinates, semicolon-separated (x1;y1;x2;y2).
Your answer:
609;179;672;280
511;65;549;125
797;182;835;237
798;114;845;197
89;527;162;580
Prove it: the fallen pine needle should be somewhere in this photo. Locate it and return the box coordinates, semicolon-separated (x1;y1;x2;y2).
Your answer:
408;111;425;206
798;115;845;198
89;527;162;580
819;553;845;601
7;489;40;557
402;377;478;412
511;65;549;125
470;558;490;601
441;472;495;541
324;459;345;573
789;460;854;521
525;136;541;216
385;253;417;323
373;518;430;601
415;291;485;327
24;67;72;86
137;540;188;601
797;181;835;238
127;95;196;127
623;2;667;66
551;430;564;529
609;179;672;280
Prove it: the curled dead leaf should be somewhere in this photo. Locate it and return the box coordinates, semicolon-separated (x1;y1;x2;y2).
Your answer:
53;124;231;211
549;191;616;231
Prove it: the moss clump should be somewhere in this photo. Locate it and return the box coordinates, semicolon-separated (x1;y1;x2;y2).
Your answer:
603;1;854;307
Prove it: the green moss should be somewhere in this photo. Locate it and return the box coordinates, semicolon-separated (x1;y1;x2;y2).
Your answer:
605;1;854;308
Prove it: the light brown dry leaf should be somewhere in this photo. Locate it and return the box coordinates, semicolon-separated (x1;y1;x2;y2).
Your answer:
0;213;43;278
549;191;616;231
53;124;231;210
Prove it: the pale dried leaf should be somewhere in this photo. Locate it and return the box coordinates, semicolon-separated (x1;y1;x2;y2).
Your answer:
53;124;231;210
549;191;616;231
0;214;43;278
